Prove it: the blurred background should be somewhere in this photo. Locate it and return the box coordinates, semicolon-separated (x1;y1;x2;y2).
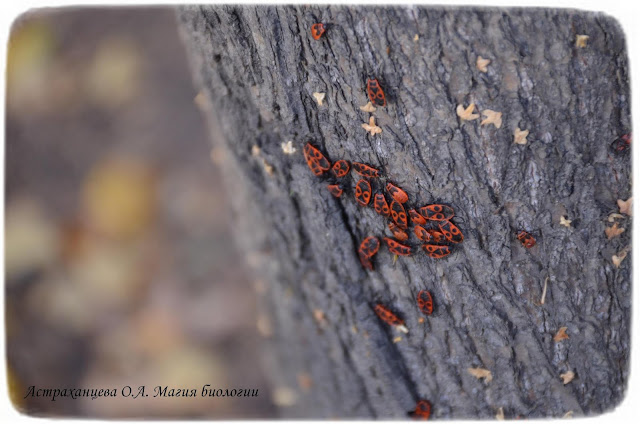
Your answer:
5;7;276;418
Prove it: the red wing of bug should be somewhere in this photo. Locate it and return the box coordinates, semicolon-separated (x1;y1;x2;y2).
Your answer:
367;78;386;107
390;200;408;229
310;23;325;40
517;231;536;248
414;225;432;242
303;143;331;176
419;204;454;221
358;251;373;270
331;159;350;178
438;219;464;243
388;222;409;241
417;290;434;315
374;304;404;327
352;162;380;178
409;209;427;225
422;244;451;258
409;400;432;420
386;183;408;204
327;184;343;198
359;236;380;258
383;237;412;256
426;230;445;243
374;193;390;217
611;133;631;152
354;179;372;206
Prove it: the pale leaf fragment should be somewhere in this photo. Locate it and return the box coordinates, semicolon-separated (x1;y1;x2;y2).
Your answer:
560;216;572;228
514;128;529;145
457;103;479;120
481;109;502;128
560;370;575;384
396;324;409;334
313;309;325;324
607;213;625;222
563;411;574;419
476;56;491;73
312;92;325;106
262;158;274;176
496;407;505;420
605;222;625;240
360;101;376;113
468;367;493;383
617;197;632;216
575;35;589;48
362;115;382;136
612;245;630;268
553;327;569;342
281;140;296;155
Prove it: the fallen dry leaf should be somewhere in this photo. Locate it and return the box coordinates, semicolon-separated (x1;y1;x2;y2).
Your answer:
468;367;493;383
392;336;402;343
313;309;325;324
457;103;479;120
560;216;572;228
612;247;630;268
563;411;574;419
617;197;632;216
476;56;491;73
553;327;569;342
251;145;261;157
514;128;529;145
281;140;296;155
362;115;382;136
312;92;325;106
496;407;505;420
605;222;625;240
607;213;625;222
262;158;274;176
396;324;409;334
413;34;419;42
480;109;502;128
560;370;575;384
359;101;376;113
575;35;589;48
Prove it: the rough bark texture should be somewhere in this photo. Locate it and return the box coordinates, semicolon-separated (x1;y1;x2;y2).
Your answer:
176;6;630;419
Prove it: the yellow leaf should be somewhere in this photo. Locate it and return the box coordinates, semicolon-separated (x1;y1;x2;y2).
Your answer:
82;157;156;239
553;327;569;342
468;367;493;383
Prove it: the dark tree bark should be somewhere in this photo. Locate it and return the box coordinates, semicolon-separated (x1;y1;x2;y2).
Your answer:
176;5;630;419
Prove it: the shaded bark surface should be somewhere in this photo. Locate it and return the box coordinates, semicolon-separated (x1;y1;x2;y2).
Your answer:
177;5;630;419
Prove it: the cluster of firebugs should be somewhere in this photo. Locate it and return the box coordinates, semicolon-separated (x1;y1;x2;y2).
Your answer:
306;22;541;420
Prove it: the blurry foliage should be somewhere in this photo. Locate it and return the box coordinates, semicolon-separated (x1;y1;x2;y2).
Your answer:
5;198;60;282
84;37;142;109
82;157;156;239
5;9;275;418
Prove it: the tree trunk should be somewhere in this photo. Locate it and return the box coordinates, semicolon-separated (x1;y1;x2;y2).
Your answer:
176;5;630;419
